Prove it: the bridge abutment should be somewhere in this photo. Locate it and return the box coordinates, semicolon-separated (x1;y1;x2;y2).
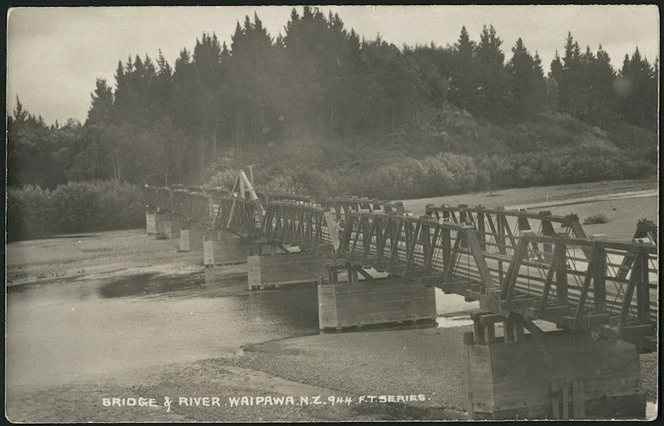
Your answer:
317;265;437;332
464;313;645;420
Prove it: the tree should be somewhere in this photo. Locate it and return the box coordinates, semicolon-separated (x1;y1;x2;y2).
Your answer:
585;45;616;124
449;26;478;112
617;48;657;129
228;13;277;146
507;38;545;118
474;25;509;119
86;78;114;126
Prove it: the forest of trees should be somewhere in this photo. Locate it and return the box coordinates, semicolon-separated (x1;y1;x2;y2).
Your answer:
7;7;659;190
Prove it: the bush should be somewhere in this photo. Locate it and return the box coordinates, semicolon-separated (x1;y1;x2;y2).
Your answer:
7;180;144;242
7;185;53;241
583;214;609;225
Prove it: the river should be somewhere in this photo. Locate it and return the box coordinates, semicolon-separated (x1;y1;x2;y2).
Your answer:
6;271;477;393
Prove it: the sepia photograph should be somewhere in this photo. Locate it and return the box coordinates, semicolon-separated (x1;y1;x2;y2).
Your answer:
5;4;659;422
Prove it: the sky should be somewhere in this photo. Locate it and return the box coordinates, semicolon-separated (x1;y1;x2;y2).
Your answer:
7;5;660;125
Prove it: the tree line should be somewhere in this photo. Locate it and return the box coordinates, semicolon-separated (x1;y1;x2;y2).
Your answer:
7;6;658;189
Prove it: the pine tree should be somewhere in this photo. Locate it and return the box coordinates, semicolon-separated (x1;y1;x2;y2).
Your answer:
507;38;545;118
86;79;114;126
587;44;616;124
474;24;508;119
618;48;657;128
449;25;478;112
13;95;29;123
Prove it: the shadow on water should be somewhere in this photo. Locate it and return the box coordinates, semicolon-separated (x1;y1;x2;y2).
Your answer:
98;272;205;298
243;283;320;335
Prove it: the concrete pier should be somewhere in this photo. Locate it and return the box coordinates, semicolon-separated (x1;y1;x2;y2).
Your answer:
178;222;207;252
145;210;157;235
464;314;645;420
202;229;254;287
202;230;254;267
163;216;183;240
154;211;171;240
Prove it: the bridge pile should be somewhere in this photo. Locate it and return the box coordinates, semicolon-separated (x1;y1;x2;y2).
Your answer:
143;176;658;420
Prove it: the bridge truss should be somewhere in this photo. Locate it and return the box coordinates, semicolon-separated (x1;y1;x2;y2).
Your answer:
147;183;658;352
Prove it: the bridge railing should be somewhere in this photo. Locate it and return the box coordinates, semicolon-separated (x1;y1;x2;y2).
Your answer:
334;211;657;350
213;196;262;237
488;234;657;348
143;186;176;212
144;185;219;224
170;190;214;223
336;213;468;278
426;204;587;239
261;201;334;250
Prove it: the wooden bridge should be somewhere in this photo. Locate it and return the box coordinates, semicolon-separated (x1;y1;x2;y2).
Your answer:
143;177;658;420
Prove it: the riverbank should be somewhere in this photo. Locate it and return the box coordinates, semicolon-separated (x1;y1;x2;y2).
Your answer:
6;324;657;422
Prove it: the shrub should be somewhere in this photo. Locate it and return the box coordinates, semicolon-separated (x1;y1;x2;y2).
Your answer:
7;180;144;242
7;185;53;241
583;214;609;225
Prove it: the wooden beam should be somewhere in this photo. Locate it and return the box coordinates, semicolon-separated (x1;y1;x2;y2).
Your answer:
619;249;641;332
501;236;529;302
556;242;568;306
423;226;439;277
443;232;463;284
574;245;597;328
356;267;374;280
538;241;565;318
524;320;546;337
593;245;606;314
463;227;496;290
387;219;404;271
637;250;651;324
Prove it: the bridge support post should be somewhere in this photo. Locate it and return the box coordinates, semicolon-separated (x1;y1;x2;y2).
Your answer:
202;230;254;267
464;313;644;420
146;208;157;235
154;211;171;239
317;265;437;332
246;249;327;291
178;221;207;252
203;229;255;287
163;216;183;240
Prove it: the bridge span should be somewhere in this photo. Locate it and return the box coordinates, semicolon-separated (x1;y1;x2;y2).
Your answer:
143;178;657;420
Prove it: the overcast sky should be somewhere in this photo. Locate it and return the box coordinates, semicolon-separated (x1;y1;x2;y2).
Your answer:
7;5;659;125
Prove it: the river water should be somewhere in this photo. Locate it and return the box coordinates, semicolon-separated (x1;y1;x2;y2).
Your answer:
6;271;477;392
6;273;318;391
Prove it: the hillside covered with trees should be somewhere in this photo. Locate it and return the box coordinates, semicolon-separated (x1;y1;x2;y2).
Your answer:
7;7;658;239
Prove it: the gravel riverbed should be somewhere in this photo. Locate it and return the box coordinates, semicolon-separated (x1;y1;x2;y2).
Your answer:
6;324;656;422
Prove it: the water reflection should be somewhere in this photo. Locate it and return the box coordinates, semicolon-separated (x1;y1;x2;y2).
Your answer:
98;272;204;298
